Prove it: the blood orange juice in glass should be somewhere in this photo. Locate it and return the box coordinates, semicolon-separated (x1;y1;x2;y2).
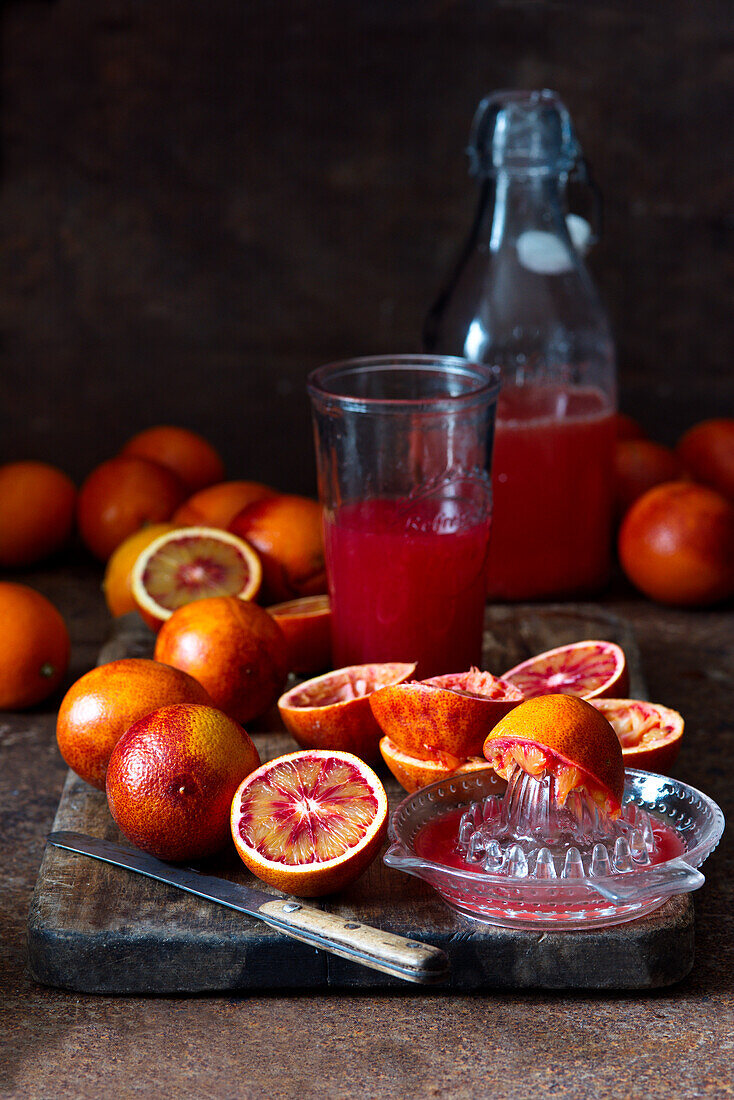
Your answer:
307;356;499;679
487;382;616;600
424;91;618;599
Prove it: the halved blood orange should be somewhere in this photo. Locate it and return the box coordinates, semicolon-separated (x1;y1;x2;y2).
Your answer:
483;694;625;817
277;662;416;763
230;749;388;896
370;668;523;762
501;640;629;701
267;594;332;676
379;736;491;794
131;526;262;630
591;698;684;774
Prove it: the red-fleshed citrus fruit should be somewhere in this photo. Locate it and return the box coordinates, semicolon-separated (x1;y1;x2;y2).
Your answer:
229;494;327;604
172;480;278;529
614;439;683;520
0;583;70;710
103;522;178;617
154;596;288;725
107;703;260;861
77;455;186;561
677;418;734;501
0;461;77;568
614;413;646;441
267;594;332;676
618;481;734;606
56;657;212;789
277;662;416;762
370;668;523;762
121;425;225;494
379;737;491;794
230;749;388;896
484;694;625;817
131;526;262;631
592;697;684;774
501;640;629;700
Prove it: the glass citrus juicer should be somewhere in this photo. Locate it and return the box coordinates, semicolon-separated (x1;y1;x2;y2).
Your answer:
384;696;724;930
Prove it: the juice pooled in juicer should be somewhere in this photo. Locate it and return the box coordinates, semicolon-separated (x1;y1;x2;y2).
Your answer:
385;696;724;930
425;89;616;600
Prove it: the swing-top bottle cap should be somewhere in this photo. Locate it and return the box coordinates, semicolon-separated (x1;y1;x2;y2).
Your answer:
467;89;580;177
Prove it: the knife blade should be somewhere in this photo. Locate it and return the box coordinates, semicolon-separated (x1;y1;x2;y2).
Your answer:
47;831;449;986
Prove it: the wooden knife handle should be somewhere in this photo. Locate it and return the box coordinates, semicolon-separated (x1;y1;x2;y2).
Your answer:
257;898;449;985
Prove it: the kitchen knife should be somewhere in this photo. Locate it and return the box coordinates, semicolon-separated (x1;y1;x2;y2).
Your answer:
47;831;450;986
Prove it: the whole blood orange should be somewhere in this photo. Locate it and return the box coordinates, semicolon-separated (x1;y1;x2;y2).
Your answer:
501;640;628;700
618;480;734;606
484;694;625;817
370;668;523;762
131;526;262;630
267;594;332;676
0;461;77;568
173;480;278;529
677;418;734;500
0;583;70;710
277;662;416;762
121;425;225;494
154;596;288;725
229;494;327;604
591;698;684;774
77;455;186;561
107;702;260;861
614;413;646;441
103;522;178;617
379;736;490;794
613;440;683;521
56;657;212;789
230;749;388;896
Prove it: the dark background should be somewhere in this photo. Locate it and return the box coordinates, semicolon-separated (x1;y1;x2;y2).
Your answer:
2;0;733;495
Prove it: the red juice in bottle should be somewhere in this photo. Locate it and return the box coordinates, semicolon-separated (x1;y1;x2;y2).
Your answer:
486;383;615;600
324;497;491;679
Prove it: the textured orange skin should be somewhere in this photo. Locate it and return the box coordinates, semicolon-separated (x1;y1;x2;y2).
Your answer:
614;440;683;521
229;494;327;604
379;736;492;794
77;456;186;561
122;426;225;494
56;657;212;789
0;583;70;710
370;674;523;762
103;522;178;617
230;750;387;896
677;418;734;501
267;595;332;676
591;698;684;774
173;481;278;528
483;694;625;811
107;703;260;861
154;596;288;725
618;481;734;606
0;461;77;568
278;663;415;763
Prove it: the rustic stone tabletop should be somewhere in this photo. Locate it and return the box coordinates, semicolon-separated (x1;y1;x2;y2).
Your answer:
2;555;732;1099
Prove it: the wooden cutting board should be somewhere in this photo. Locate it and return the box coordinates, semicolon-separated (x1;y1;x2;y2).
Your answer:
27;605;695;993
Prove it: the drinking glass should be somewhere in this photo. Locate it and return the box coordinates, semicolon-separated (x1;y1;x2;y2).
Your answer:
307;355;500;678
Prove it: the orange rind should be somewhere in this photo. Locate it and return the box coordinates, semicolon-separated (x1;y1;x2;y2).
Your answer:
230;749;388;896
483;694;625;818
501;640;629;701
278;662;416;763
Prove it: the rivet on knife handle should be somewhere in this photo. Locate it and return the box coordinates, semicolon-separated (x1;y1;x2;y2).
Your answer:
257;898;449;984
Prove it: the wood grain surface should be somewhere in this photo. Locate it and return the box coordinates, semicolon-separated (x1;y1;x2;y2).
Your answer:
27;604;696;994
